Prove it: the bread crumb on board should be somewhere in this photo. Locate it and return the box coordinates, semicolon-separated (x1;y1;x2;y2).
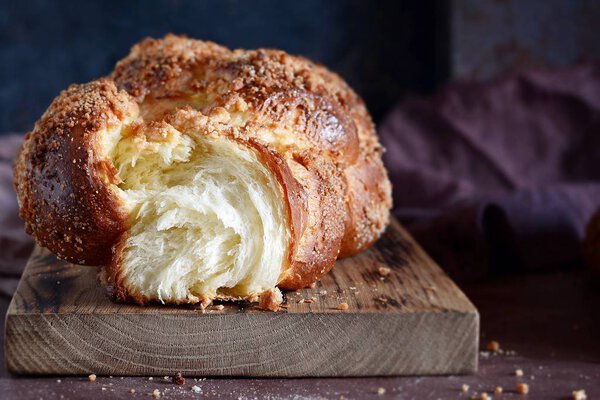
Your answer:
377;387;386;395
572;389;587;400
199;296;212;310
214;304;225;311
338;302;349;311
494;386;503;395
516;382;529;394
377;266;391;277
461;384;469;392
258;288;283;311
88;374;97;382
515;368;524;377
152;388;161;398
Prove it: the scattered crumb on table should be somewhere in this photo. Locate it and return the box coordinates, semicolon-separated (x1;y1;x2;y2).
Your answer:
516;382;529;394
172;372;185;385
486;340;500;352
191;385;202;393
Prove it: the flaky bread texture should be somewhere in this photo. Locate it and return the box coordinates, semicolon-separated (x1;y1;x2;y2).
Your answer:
14;35;391;305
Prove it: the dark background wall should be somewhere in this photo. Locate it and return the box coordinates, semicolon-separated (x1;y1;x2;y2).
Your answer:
0;0;446;134
0;0;599;134
451;0;600;79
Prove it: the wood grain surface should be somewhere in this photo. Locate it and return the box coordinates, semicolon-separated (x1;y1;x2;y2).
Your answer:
5;218;479;377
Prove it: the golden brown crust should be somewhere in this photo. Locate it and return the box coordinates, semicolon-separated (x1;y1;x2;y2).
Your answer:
14;35;391;304
278;153;346;289
14;80;136;265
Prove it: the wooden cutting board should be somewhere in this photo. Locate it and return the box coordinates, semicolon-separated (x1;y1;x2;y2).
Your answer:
5;218;479;377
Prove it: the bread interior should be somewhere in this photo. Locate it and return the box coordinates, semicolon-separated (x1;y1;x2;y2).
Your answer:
105;124;289;302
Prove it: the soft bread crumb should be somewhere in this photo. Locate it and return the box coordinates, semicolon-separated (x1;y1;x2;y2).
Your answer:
515;368;524;377
461;384;469;392
109;130;290;304
487;340;500;352
494;386;503;395
152;388;161;398
88;374;97;382
377;387;385;395
130;389;135;394
214;304;225;311
259;288;283;311
516;383;529;394
191;386;202;393
338;302;349;311
377;266;391;277
572;390;587;400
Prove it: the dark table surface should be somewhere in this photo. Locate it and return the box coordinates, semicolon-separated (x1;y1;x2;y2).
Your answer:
1;268;599;400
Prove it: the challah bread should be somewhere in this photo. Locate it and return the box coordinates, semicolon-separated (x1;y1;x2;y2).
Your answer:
14;35;392;305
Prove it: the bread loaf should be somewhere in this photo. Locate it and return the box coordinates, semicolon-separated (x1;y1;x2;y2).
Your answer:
14;35;392;305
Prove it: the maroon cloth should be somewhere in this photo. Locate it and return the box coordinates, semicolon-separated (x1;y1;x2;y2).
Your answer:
380;62;600;281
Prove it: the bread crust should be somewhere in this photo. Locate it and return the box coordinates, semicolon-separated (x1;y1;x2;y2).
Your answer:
14;35;391;304
14;80;136;265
